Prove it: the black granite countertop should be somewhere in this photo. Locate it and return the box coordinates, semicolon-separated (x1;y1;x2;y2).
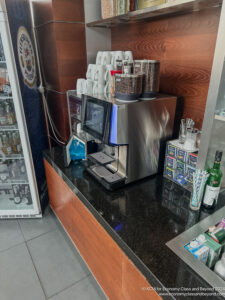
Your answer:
44;147;225;300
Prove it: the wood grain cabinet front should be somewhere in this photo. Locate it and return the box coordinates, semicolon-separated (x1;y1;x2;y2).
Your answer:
122;256;162;300
44;159;161;300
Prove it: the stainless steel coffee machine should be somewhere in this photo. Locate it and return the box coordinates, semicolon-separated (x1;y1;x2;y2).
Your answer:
81;94;177;190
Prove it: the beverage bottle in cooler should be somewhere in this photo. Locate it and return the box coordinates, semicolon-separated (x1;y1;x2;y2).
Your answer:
0;133;2;148
12;132;21;154
24;185;32;205
16;132;22;153
2;133;12;155
7;159;13;179
9;102;16;124
11;159;20;178
7;131;13;148
5;102;11;125
12;184;21;204
19;159;26;177
0;102;7;125
12;132;17;153
5;101;15;125
202;151;223;209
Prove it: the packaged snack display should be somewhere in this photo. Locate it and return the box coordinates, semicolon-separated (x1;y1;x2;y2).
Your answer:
164;140;198;191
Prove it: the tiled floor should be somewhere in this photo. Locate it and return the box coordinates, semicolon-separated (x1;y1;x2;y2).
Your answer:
0;207;107;300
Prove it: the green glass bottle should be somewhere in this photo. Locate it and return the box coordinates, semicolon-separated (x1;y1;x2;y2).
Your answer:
202;151;223;209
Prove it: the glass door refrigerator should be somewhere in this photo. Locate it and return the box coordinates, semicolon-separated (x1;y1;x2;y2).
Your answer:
0;1;48;218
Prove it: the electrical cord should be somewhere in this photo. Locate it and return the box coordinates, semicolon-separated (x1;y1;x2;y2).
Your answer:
40;86;65;145
29;1;65;146
38;85;65;143
47;134;65;146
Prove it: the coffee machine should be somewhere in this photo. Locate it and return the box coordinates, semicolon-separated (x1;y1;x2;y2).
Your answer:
80;94;177;190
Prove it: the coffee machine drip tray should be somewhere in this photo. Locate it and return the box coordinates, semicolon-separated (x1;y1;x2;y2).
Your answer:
90;165;122;183
89;152;115;165
91;165;112;178
87;165;125;190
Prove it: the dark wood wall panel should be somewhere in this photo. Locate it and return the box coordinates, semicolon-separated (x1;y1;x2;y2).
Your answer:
53;0;85;22
111;8;221;128
32;0;85;26
32;0;86;142
36;23;60;90
55;23;87;91
45;90;70;141
32;0;54;26
37;23;86;92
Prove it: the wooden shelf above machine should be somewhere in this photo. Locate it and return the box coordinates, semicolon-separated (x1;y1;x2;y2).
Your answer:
87;0;222;28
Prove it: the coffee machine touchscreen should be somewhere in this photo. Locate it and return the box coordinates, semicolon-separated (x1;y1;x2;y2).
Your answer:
82;96;112;143
86;102;104;135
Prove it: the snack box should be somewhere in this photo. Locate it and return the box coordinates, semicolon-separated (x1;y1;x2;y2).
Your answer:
196;234;222;268
165;167;176;179
176;160;186;175
185;240;209;265
188;153;198;168
186;165;196;183
217;219;225;229
208;227;225;245
174;174;187;185
185;240;202;253
166;156;177;169
167;143;177;157
193;246;209;265
177;149;188;163
204;234;221;268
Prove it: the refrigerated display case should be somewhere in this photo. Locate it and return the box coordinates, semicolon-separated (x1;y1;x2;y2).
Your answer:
0;1;48;218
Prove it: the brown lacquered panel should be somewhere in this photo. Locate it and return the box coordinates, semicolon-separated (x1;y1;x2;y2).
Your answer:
111;8;220;128
36;23;86;92
32;0;84;27
36;23;60;90
122;256;162;300
54;22;87;91
32;0;53;27
44;160;123;299
44;159;71;209
33;0;86;146
45;90;70;142
53;0;85;23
